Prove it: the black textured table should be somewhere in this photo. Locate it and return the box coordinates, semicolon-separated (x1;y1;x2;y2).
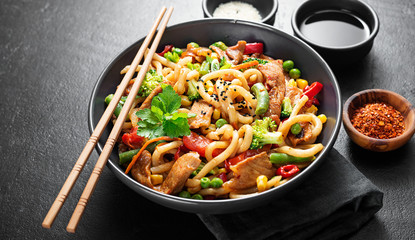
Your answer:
1;0;414;239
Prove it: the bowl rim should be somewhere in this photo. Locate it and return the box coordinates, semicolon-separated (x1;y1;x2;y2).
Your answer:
291;0;380;50
342;89;415;144
202;0;279;24
87;18;342;210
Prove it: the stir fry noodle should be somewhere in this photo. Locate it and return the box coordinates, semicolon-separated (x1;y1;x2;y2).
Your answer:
105;40;327;199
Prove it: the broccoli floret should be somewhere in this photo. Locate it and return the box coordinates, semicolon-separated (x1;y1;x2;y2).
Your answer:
138;69;163;97
250;117;283;149
187;79;201;101
243;57;269;65
280;97;293;119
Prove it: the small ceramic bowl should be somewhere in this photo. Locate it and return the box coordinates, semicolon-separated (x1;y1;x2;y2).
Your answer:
202;0;278;25
291;0;379;66
343;89;415;152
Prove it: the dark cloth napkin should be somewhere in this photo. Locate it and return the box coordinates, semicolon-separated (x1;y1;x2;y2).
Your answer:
198;148;383;240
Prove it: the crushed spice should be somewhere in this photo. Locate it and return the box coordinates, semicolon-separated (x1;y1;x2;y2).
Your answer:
350;102;405;139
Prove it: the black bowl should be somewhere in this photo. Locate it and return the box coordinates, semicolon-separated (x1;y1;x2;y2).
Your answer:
202;0;278;25
292;0;379;67
88;19;341;214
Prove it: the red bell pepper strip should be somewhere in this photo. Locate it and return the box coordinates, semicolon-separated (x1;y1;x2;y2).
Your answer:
122;126;145;149
182;131;223;157
302;82;323;99
244;42;264;55
174;144;189;160
217;172;227;182
157;44;173;56
276;165;300;178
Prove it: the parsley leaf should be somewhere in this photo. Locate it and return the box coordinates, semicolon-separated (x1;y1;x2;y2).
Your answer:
135;85;194;139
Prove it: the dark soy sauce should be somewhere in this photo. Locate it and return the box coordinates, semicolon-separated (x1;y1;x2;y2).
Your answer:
299;10;370;47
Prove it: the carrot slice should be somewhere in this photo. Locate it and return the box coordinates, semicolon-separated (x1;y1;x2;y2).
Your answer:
124;136;180;174
231;60;259;70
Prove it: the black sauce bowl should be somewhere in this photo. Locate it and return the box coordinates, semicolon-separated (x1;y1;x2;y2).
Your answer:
202;0;278;25
88;19;341;214
292;0;379;67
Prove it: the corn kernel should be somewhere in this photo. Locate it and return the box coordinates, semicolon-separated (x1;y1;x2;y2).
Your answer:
213;108;221;120
256;175;268;192
180;95;192;107
206;80;214;89
288;79;297;87
296;79;308;90
151;174;163;185
218;168;227;174
211;52;218;60
306;105;318;114
201;124;216;135
317;114;327;124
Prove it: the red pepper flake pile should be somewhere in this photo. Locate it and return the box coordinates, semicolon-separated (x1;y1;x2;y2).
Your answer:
350;102;405;139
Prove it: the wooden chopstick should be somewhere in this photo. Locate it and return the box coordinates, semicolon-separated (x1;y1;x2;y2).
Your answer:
41;6;169;230
65;6;174;233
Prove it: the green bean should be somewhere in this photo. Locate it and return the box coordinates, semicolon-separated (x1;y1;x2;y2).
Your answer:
189;42;199;48
172;47;183;57
199;60;210;76
211;59;220;72
211;41;228;51
251;83;270;115
269;153;313;165
119;149;140;165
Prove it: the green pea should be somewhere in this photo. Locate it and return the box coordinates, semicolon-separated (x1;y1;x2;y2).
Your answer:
282;60;294;72
289;68;301;79
210;177;223;188
290;123;302;135
178;191;191;198
200;177;211;188
191;194;203;200
215;118;228;128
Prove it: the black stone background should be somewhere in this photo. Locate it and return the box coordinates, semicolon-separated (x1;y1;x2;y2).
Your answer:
1;0;414;239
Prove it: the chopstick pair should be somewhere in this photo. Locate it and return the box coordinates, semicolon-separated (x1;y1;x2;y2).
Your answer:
42;6;174;233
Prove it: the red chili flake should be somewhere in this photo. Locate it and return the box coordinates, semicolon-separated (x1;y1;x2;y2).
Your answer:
350;102;405;139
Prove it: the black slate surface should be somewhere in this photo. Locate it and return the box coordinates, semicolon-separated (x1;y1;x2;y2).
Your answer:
1;0;414;239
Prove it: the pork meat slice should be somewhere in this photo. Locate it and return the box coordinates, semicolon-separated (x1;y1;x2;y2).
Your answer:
131;150;154;189
188;99;214;129
210;45;230;62
160;152;201;195
257;60;285;89
258;60;286;124
223;152;275;191
287;121;313;147
226;40;246;65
